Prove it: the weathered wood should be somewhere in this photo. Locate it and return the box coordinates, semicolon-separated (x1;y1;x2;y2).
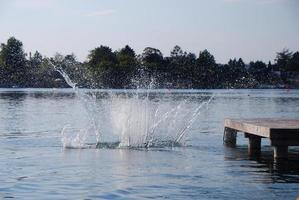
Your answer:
224;118;299;160
271;140;299;146
224;119;271;138
223;127;237;147
247;134;261;157
224;118;299;138
273;146;288;160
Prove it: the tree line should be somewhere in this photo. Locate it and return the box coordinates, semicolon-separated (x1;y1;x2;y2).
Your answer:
0;37;298;89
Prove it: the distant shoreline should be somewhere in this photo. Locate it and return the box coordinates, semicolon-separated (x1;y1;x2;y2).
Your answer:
1;37;298;90
0;84;297;90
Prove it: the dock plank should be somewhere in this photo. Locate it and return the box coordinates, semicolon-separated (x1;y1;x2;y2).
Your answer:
224;118;299;138
223;118;299;160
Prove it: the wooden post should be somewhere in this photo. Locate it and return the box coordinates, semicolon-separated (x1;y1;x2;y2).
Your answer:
247;135;261;157
223;127;237;147
273;145;288;160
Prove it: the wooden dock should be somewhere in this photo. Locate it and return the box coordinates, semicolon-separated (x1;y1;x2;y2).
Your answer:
223;119;299;160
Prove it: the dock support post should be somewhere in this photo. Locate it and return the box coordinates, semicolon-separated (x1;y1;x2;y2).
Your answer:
273;146;288;160
223;127;237;147
247;135;261;157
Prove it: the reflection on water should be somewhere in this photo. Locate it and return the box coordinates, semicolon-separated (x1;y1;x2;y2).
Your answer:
0;89;299;199
224;146;299;183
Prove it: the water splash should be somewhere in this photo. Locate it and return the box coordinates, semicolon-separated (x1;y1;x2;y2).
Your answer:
61;125;87;149
48;60;77;90
174;95;214;143
95;89;214;148
48;59;100;148
50;60;214;149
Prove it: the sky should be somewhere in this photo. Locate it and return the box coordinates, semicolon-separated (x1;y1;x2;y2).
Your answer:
0;0;298;63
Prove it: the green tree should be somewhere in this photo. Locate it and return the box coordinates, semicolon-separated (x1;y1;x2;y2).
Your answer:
248;60;269;84
115;45;137;88
117;45;136;66
30;51;43;67
141;47;164;70
228;58;246;78
197;49;216;66
221;58;250;88
168;46;195;88
275;49;292;72
193;49;218;88
170;45;185;58
286;51;299;71
0;37;28;86
88;45;117;73
28;51;43;87
87;46;118;87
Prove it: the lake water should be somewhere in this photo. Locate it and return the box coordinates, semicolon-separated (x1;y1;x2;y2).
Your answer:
0;89;299;199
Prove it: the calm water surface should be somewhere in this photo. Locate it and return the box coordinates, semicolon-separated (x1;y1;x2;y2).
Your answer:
0;89;299;199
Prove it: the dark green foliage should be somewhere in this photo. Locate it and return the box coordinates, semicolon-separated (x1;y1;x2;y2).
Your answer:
166;46;196;88
219;58;255;88
248;61;269;84
275;49;293;72
87;45;118;88
0;37;297;89
0;37;28;87
274;49;299;84
193;49;218;88
88;45;117;73
141;47;164;70
117;45;136;65
114;45;138;88
197;49;216;66
286;52;299;71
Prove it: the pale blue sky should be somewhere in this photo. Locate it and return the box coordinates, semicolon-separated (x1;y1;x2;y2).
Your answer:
0;0;298;63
